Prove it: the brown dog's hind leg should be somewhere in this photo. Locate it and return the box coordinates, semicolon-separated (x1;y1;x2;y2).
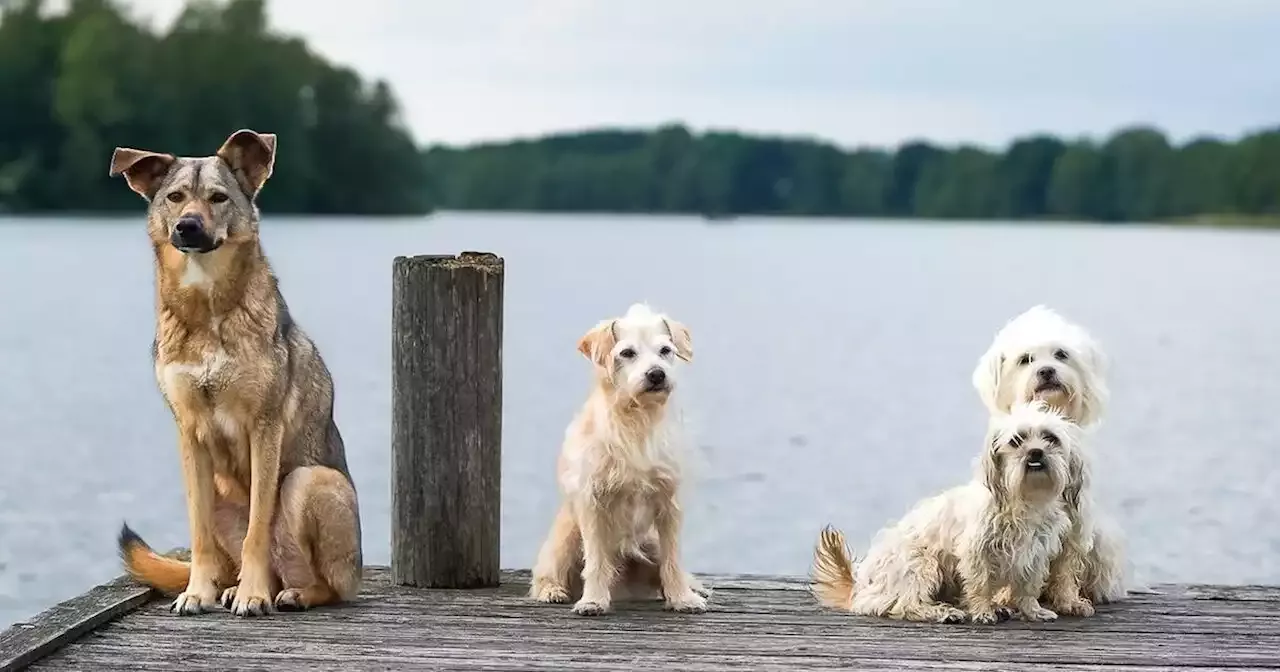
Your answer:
269;466;362;611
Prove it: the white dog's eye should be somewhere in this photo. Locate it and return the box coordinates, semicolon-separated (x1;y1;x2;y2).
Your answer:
1016;354;1032;366
1009;431;1027;448
1042;431;1060;445
1053;349;1069;361
618;348;637;360
659;345;673;357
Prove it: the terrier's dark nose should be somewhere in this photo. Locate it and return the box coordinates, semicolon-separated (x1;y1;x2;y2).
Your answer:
645;368;667;385
175;215;203;238
1036;367;1056;381
1027;448;1045;462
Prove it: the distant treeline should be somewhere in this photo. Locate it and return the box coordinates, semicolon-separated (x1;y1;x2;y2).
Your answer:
424;125;1280;222
0;0;428;214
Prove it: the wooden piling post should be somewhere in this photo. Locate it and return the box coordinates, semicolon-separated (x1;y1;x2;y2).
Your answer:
391;252;504;588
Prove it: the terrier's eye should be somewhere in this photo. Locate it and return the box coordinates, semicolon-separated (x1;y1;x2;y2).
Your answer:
659;346;673;357
166;191;185;203
209;192;229;204
618;348;637;360
1016;354;1032;366
1054;349;1069;361
1009;432;1027;448
1042;431;1060;445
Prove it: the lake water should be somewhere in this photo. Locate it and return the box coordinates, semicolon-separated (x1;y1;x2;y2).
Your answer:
1;213;1278;628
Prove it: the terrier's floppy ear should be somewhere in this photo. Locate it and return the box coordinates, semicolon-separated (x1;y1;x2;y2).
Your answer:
1074;338;1110;428
980;430;1008;505
577;319;618;368
109;147;176;200
216;129;277;198
972;344;1004;414
662;318;693;362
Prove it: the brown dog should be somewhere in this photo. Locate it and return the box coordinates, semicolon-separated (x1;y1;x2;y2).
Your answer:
109;129;362;617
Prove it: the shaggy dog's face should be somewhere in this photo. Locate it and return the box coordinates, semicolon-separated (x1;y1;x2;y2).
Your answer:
983;402;1077;504
577;303;693;403
973;306;1108;427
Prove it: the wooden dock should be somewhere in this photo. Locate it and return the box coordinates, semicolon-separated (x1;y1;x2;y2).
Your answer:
5;251;1278;670
3;568;1279;671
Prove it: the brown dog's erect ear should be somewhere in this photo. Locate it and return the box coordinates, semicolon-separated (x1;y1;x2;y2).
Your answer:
662;318;693;362
577;319;618;368
216;129;277;198
109;147;176;200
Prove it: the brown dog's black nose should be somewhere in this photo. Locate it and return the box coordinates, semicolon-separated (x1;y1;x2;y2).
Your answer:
645;368;667;385
1036;367;1056;381
175;214;203;237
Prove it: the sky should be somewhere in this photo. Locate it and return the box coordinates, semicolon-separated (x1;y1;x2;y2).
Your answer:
119;0;1280;150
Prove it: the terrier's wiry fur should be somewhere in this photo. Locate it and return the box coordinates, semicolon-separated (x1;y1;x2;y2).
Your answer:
812;402;1079;624
109;130;362;617
972;305;1127;607
529;303;709;616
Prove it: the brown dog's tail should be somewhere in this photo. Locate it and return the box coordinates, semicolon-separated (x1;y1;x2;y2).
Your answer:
811;525;857;611
118;523;190;595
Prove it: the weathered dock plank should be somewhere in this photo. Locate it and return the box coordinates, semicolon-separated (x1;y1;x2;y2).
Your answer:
5;568;1278;671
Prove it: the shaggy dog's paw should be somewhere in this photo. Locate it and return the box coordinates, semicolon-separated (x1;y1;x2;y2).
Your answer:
1019;605;1059;622
994;606;1016;621
572;599;609;616
936;607;967;624
969;609;1000;625
1053;597;1095;618
688;575;711;599
225;582;274;617
665;591;708;614
530;581;571;604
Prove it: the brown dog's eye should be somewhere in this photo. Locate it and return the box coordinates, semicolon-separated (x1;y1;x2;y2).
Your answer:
1042;431;1060;445
209;192;229;204
1009;431;1026;448
166;191;185;203
1054;349;1069;361
1016;354;1032;366
619;348;636;359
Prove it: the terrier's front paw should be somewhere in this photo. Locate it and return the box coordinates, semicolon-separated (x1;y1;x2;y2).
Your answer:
171;588;220;616
994;606;1016;621
1052;597;1094;617
572;599;609;616
1019;605;1059;622
936;607;967;624
688;574;711;598
969;608;999;625
665;591;708;614
530;581;571;604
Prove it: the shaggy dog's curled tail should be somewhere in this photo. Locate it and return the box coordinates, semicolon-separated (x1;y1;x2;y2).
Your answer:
810;525;857;610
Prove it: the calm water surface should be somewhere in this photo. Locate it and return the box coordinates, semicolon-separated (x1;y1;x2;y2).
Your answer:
1;213;1278;627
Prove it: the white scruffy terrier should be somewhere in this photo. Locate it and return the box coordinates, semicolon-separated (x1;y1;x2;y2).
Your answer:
529;303;708;616
811;402;1079;625
972;305;1127;609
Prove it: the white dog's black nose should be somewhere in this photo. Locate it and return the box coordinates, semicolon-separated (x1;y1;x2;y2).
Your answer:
1027;448;1045;462
645;368;667;385
1036;367;1056;381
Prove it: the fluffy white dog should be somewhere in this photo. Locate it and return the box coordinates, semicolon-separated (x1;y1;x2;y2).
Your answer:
972;305;1127;609
811;402;1078;624
529;303;708;616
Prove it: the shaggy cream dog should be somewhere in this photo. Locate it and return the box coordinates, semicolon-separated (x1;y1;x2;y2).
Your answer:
529;303;708;616
972;305;1127;609
811;402;1079;624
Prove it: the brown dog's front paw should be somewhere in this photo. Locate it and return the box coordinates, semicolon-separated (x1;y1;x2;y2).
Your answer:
226;582;274;617
171;589;220;616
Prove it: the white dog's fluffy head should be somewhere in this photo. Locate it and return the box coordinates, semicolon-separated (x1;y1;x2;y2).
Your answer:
972;305;1108;427
577;303;692;403
981;401;1079;505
